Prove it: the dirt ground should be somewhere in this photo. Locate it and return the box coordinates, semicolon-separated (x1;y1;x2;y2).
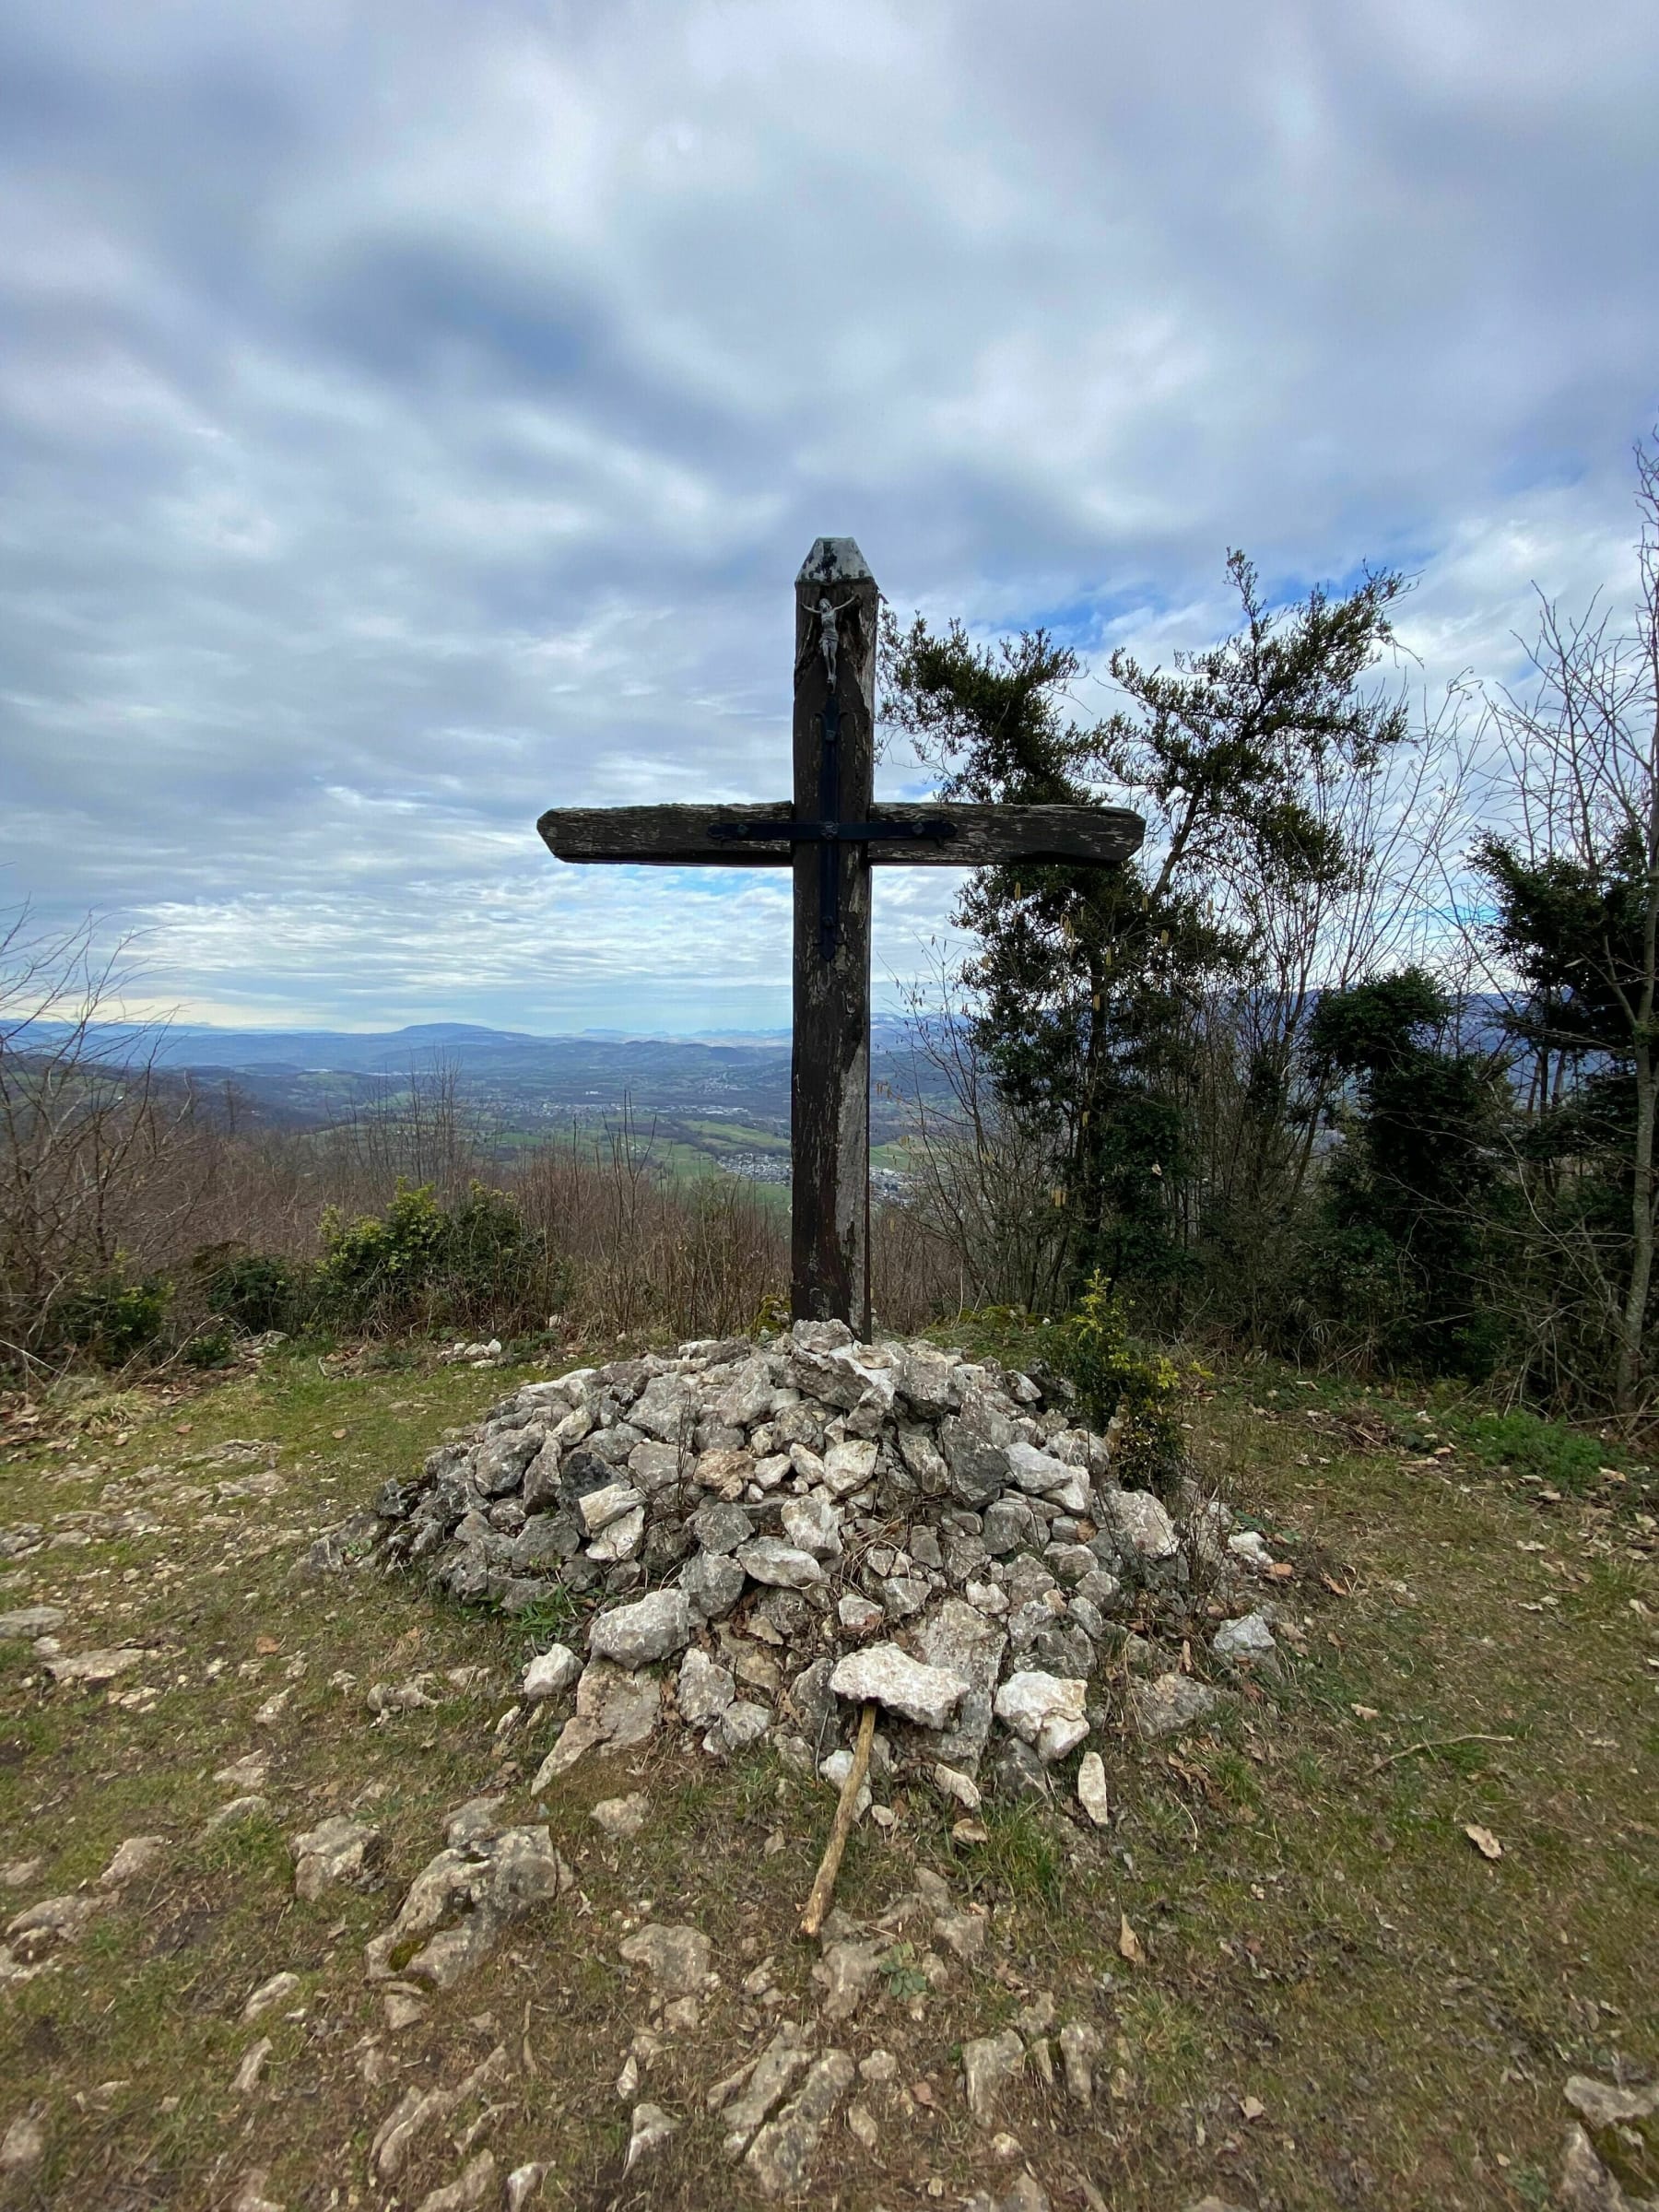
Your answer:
0;1333;1653;2212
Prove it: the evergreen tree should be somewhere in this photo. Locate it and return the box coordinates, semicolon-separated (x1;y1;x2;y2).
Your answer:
1304;970;1502;1374
882;552;1407;1300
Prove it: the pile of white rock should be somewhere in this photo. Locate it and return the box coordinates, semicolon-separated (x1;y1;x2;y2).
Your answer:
374;1321;1287;1799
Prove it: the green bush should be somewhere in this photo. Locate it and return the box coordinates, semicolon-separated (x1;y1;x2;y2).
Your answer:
1444;1405;1624;1495
182;1329;235;1370
53;1263;171;1365
199;1247;311;1334
314;1179;546;1331
317;1182;449;1321
1053;1271;1186;1489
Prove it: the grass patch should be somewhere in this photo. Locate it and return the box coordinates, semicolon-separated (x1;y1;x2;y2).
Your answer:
0;1327;1653;2211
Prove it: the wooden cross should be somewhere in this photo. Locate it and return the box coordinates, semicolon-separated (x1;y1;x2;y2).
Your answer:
538;538;1145;1336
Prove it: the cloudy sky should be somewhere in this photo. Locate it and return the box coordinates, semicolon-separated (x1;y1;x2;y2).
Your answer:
2;0;1655;1035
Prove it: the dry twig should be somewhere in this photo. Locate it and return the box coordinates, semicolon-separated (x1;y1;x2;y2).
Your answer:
800;1702;877;1937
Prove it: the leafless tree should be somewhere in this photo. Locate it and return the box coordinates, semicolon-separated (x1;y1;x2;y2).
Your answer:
886;951;1073;1316
1467;441;1659;1412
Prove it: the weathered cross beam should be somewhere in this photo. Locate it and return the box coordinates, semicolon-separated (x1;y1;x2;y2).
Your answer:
538;538;1144;1336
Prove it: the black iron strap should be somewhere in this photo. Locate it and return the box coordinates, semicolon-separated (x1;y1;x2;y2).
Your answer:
708;682;957;962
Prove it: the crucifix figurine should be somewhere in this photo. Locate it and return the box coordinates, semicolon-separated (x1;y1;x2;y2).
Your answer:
539;538;1145;1336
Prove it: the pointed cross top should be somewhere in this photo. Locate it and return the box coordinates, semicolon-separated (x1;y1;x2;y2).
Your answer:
797;536;874;586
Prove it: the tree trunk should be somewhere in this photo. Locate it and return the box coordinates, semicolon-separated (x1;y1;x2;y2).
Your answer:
1617;1038;1655;1411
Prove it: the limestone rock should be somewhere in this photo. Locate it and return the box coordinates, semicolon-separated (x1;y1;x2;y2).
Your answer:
632;1374;695;1441
6;1893;102;1959
618;1922;712;1999
837;1592;884;1635
1565;2075;1659;2127
821;1440;878;1497
504;2166;547;2212
677;1647;736;1728
207;1795;272;1831
578;1480;643;1533
1557;2122;1653;2211
592;1793;650;1841
291;1817;381;1902
413;2150;496;2212
939;1418;1009;1505
782;1493;843;1560
242;1971;301;2021
0;2113;45;2177
1129;1672;1221;1739
829;1644;965;1729
1100;1488;1180;1561
365;1829;571;1989
736;1537;824;1589
913;1596;1006;1768
711;1699;771;1754
46;1646;147;1687
1077;1750;1111;1826
1227;1528;1278;1573
628;1441;683;1494
681;1549;747;1620
744;2050;854;2199
587;1504;645;1562
0;1606;65;1640
961;2029;1025;2124
718;2023;815;2157
818;1747;873;1818
533;1660;660;1783
1058;2020;1100;2103
813;1937;887;2022
1006;1441;1088;1512
215;1753;269;1790
522;1644;581;1700
1213;1612;1277;1665
623;2104;677;2175
688;1501;753;1554
100;1835;167;1888
443;1797;504;1847
993;1671;1088;1761
588;1590;690;1669
892;1341;961;1418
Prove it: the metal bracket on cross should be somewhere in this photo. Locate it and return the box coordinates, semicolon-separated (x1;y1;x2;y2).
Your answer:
710;688;956;959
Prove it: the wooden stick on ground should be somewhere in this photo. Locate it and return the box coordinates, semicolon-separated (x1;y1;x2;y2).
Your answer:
800;1702;877;1938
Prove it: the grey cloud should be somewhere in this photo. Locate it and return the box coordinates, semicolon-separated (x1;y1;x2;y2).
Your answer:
1;0;1655;1028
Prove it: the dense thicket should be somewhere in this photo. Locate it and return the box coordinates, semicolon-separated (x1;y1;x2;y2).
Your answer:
883;444;1659;1421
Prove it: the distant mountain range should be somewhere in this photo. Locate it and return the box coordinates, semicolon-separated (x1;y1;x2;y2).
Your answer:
9;1016;943;1155
20;1017;918;1075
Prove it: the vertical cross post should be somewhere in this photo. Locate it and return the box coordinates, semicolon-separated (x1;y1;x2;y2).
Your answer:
791;537;877;1335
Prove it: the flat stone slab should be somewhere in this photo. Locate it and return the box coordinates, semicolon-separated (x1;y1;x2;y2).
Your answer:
829;1644;965;1729
0;1607;65;1640
1129;1671;1222;1739
618;1921;712;1998
736;1537;824;1589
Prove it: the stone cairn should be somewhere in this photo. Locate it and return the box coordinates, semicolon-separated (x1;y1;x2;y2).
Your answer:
374;1320;1286;1802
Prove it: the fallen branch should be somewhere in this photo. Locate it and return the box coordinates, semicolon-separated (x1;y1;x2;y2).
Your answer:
800;1701;877;1938
1372;1732;1515;1772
